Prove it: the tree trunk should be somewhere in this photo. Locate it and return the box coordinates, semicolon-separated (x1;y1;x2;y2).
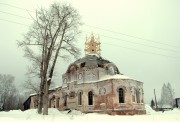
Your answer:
37;91;43;114
37;61;45;114
43;78;48;115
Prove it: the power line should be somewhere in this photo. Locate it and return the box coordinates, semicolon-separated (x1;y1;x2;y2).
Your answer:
0;2;179;49
0;18;29;27
83;31;180;60
0;13;179;60
102;42;180;60
105;34;180;53
84;24;180;49
83;31;180;53
0;2;35;13
0;9;179;54
0;10;32;20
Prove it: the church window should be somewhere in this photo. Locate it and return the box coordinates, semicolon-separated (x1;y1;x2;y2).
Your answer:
64;95;67;106
99;87;106;95
63;78;67;83
88;91;93;105
78;92;82;105
70;69;76;81
69;91;75;98
119;88;125;103
109;66;115;75
81;62;85;67
78;73;82;80
136;89;140;103
98;64;103;68
56;98;60;108
48;99;51;108
132;89;135;102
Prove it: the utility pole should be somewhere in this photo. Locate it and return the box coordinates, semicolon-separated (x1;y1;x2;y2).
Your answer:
154;89;158;111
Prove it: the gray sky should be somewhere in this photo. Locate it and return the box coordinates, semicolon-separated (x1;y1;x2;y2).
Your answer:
0;0;180;103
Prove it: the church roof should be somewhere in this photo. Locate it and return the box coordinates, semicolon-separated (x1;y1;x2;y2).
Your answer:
66;54;120;74
74;54;110;66
65;34;120;74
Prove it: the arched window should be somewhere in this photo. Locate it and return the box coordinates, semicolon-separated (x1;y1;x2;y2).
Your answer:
119;88;125;103
131;88;136;102
78;92;82;105
56;98;60;108
136;89;140;103
64;95;67;106
48;99;51;108
88;91;93;105
109;66;115;75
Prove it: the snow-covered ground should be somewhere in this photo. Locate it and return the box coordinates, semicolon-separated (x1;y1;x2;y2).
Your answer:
0;105;179;122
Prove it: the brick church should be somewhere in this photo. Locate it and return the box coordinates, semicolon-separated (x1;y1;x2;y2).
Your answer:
23;34;146;115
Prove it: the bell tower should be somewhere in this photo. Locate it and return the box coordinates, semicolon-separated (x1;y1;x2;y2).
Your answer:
85;33;101;56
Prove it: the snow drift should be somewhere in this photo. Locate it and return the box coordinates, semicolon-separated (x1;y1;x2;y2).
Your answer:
0;105;180;122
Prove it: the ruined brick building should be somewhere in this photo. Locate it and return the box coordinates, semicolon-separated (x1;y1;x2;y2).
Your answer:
24;34;146;115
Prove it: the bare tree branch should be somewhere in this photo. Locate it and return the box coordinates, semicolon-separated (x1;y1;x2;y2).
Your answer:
18;2;82;115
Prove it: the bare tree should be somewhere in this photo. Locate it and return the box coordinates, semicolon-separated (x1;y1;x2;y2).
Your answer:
23;77;40;94
166;82;175;107
159;82;174;108
23;77;55;94
0;74;19;111
18;2;81;115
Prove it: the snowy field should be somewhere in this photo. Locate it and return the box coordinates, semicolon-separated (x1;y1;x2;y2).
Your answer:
0;105;180;122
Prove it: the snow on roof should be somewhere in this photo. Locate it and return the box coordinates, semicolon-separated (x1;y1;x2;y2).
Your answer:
30;93;38;96
49;86;61;91
87;54;100;57
47;78;51;81
157;104;173;108
81;74;132;84
98;74;131;81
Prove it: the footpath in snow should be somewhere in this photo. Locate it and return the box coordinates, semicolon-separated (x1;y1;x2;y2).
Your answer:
0;105;180;122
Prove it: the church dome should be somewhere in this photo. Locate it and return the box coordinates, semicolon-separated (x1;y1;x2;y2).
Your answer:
63;34;121;84
65;34;121;75
66;54;120;75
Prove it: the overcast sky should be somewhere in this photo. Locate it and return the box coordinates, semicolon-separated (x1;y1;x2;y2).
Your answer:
0;0;180;103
